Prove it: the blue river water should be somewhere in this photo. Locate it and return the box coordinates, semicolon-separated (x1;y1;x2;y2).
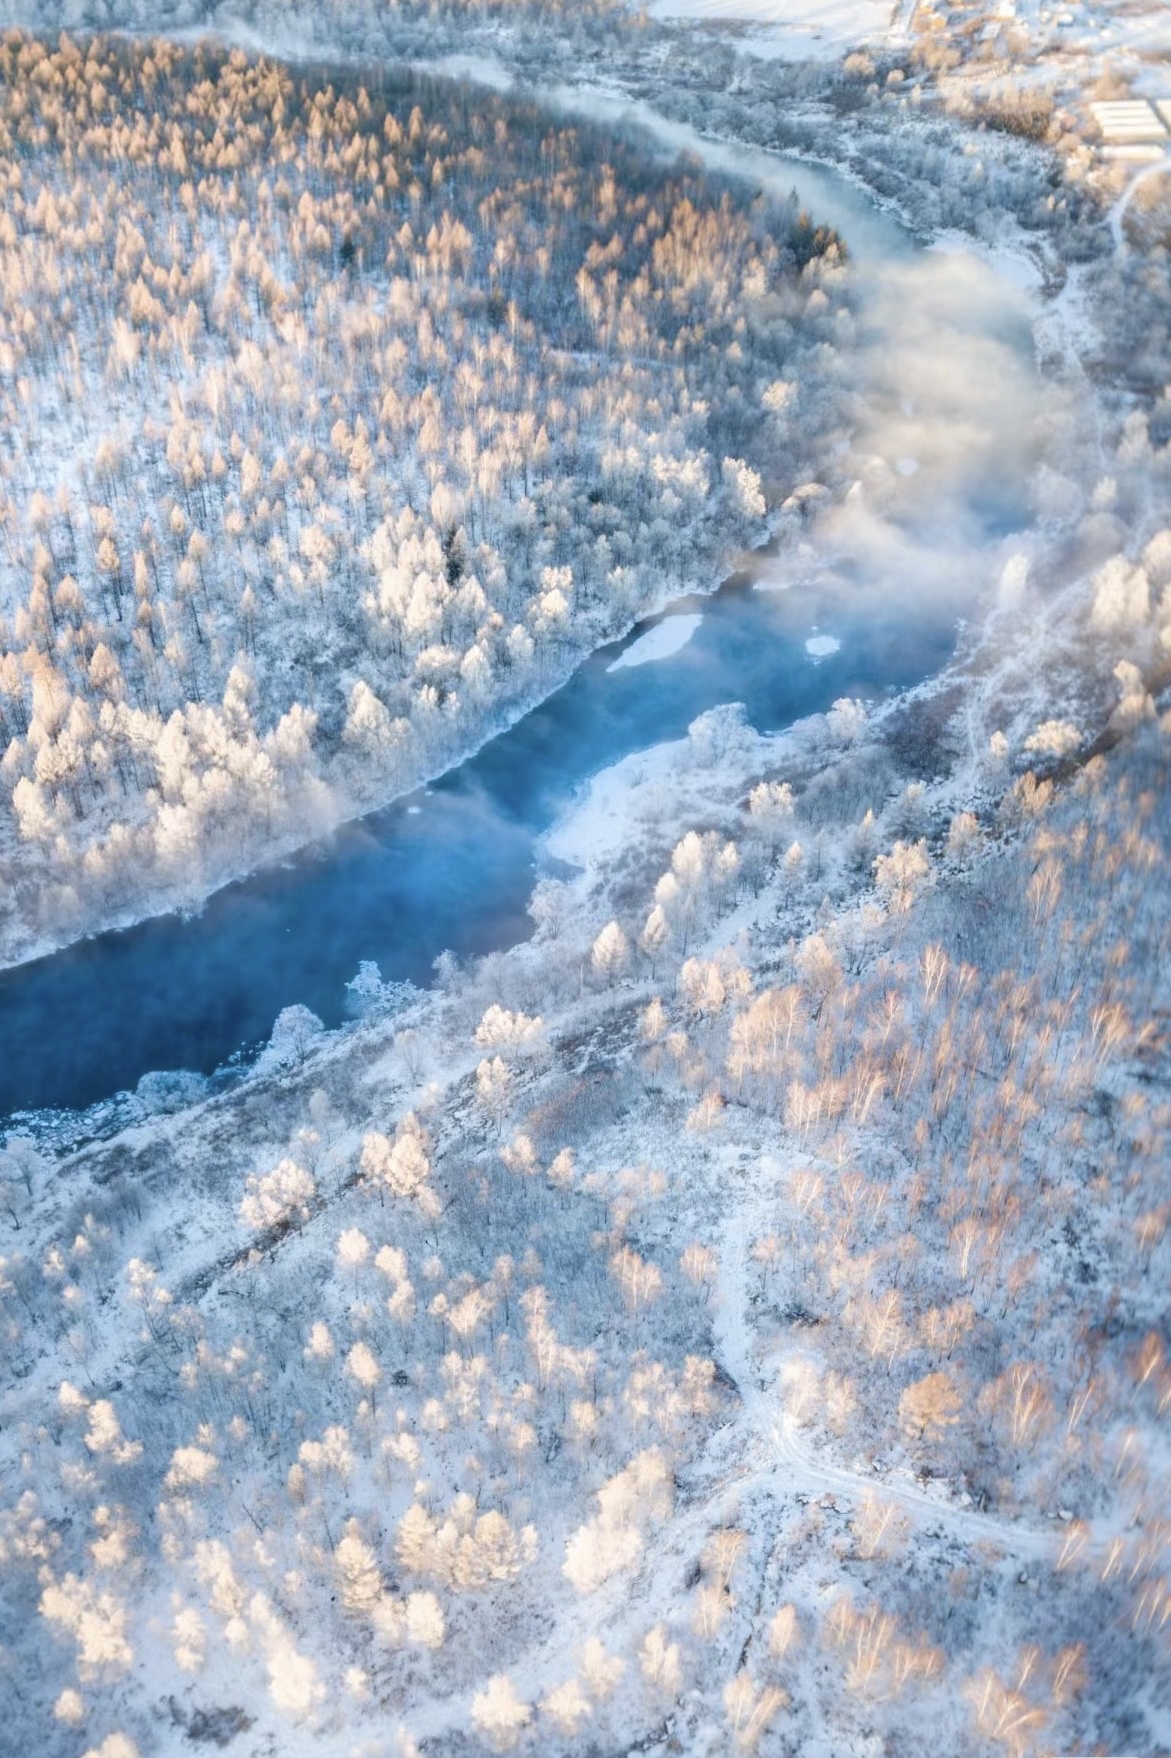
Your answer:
0;114;1044;1124
0;574;960;1119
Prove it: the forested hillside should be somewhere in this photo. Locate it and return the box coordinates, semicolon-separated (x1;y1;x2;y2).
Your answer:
0;35;842;965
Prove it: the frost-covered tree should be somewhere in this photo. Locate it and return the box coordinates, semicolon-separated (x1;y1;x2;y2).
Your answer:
591;920;631;985
471;1674;531;1751
239;1159;316;1233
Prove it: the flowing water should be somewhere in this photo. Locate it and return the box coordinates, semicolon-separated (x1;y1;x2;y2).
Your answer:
0;78;1051;1123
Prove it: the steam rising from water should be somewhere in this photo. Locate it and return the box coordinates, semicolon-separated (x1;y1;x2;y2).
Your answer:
540;83;1071;621
774;248;1067;612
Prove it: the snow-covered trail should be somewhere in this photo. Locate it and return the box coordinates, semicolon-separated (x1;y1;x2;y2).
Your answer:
1109;152;1171;255
769;1415;1060;1559
714;1187;1118;1568
402;1167;1119;1744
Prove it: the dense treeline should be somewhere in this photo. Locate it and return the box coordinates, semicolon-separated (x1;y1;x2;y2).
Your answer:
1;0;1108;254
0;33;842;963
7;0;632;32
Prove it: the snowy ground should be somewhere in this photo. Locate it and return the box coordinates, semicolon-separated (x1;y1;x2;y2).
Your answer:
645;0;896;58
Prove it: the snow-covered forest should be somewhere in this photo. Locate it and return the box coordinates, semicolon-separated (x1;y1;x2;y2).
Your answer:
1;0;1170;1753
0;35;846;966
2;557;1168;1755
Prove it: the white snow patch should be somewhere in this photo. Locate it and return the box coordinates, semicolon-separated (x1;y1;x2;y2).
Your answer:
646;0;892;57
545;738;684;875
545;703;785;884
930;230;1045;296
607;613;702;671
805;633;841;658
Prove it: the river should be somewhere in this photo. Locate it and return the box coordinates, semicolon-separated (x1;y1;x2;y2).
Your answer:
0;74;1051;1125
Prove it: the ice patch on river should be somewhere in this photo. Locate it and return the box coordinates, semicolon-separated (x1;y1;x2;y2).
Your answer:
607;613;702;671
805;632;841;658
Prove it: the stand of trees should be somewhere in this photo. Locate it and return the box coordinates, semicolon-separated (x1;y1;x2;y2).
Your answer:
0;33;845;964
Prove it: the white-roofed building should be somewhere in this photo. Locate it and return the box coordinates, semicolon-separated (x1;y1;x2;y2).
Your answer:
1090;99;1167;144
